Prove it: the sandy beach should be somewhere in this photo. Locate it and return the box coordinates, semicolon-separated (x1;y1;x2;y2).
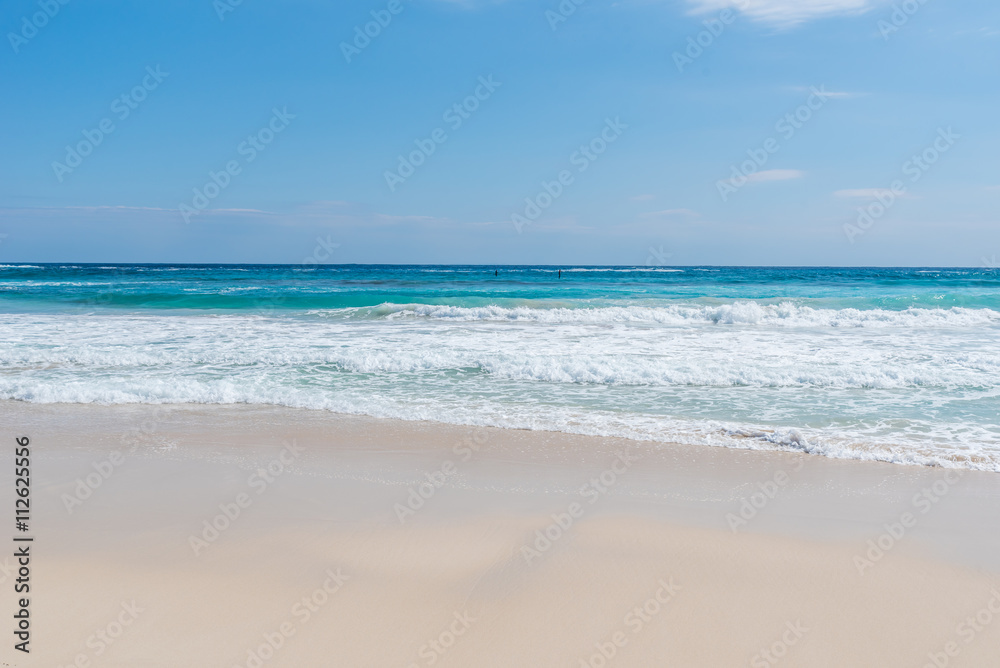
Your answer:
3;400;999;667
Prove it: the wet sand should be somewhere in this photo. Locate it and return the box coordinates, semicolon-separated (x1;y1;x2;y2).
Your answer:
3;401;1000;667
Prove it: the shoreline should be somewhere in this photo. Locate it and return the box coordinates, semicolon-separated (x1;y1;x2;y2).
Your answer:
4;396;997;473
5;400;1000;665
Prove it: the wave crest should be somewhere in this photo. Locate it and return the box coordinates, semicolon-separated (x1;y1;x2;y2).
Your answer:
316;302;1000;328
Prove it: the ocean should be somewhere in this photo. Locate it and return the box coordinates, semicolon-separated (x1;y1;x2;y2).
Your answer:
2;264;998;471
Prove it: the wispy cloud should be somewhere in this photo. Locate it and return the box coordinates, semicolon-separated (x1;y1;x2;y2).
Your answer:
640;208;700;218
834;188;909;199
432;0;881;27
0;203;452;229
296;200;352;210
952;26;1000;38
60;205;272;215
430;0;513;8
746;169;804;183
64;205;175;212
788;85;860;99
685;0;880;28
374;213;442;224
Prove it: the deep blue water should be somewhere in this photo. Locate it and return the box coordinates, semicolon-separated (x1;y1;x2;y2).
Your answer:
1;264;999;312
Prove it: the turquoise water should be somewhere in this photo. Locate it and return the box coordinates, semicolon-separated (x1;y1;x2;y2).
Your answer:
3;264;1000;312
2;264;999;470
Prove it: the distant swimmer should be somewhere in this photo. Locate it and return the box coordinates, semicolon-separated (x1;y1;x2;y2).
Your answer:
495;269;498;276
558;270;561;279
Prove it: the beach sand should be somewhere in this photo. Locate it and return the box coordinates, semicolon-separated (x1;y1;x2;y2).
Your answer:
4;401;1000;667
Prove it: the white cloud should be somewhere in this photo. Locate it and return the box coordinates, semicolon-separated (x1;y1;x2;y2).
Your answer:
686;0;879;28
746;169;804;183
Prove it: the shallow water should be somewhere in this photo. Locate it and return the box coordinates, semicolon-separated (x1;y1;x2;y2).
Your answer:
2;264;998;470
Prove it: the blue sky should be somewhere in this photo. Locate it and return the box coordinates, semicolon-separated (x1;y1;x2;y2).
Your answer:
1;0;998;265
